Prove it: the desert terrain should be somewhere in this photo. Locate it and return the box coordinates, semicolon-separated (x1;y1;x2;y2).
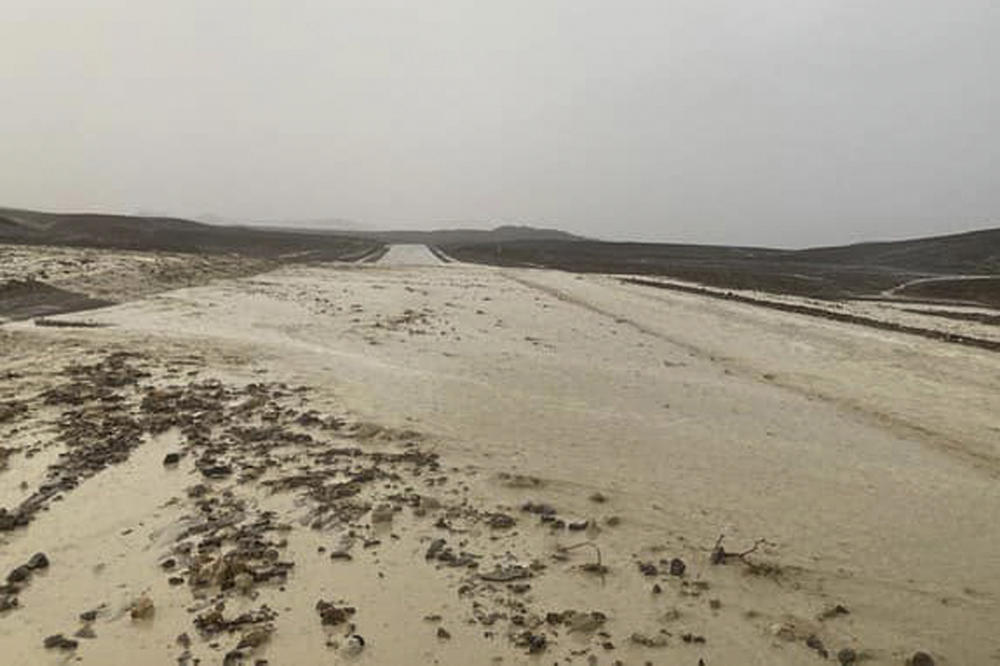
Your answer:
1;241;998;665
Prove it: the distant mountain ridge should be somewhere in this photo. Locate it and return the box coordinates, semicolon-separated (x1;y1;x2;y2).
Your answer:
0;207;584;249
1;205;997;276
788;226;1000;273
360;225;584;245
0;206;375;259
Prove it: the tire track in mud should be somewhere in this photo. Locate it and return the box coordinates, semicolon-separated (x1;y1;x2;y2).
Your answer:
626;277;1000;353
501;271;1000;479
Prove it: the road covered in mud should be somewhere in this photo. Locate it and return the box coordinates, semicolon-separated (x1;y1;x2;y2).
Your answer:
1;245;998;664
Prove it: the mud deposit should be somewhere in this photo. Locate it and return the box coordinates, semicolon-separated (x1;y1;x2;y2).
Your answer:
2;246;998;664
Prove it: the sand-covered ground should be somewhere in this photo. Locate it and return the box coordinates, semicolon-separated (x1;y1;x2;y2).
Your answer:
1;244;998;665
0;244;277;321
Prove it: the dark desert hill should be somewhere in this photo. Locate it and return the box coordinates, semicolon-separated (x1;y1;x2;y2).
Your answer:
442;225;1000;306
789;227;1000;274
0;207;579;255
0;207;378;260
246;223;585;245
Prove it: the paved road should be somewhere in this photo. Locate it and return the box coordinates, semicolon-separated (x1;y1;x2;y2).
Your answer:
374;243;448;266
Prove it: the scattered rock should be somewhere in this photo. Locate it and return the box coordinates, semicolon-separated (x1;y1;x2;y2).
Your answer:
342;634;365;655
74;625;96;639
0;594;18;612
79;610;98;622
316;600;355;625
806;634;829;658
568;520;589;531
638;561;658;576
669;558;686;576
837;647;858;664
163;452;181;465
588;492;607;503
7;566;30;584
425;538;446;560
130;595;155;620
514;631;547;654
486;513;516;529
908;652;935;666
43;634;78;650
200;464;233;479
521;501;556;517
26;552;49;570
436;627;451;640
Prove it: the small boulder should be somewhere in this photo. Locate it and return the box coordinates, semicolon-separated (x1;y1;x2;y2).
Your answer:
6;566;30;584
27;552;49;570
908;652;935;666
43;634;78;650
837;647;858;664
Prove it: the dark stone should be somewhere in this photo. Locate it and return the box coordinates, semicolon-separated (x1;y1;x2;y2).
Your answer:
518;632;546;653
43;634;78;650
909;652;935;666
638;561;658;576
315;600;356;625
806;635;829;658
425;538;446;560
26;552;49;570
486;513;515;529
163;452;181;465
7;566;30;584
521;501;556;516
201;464;232;479
669;558;686;576
837;648;858;665
436;627;451;639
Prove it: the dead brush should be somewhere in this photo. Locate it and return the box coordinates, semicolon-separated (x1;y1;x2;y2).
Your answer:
557;541;609;576
710;534;782;577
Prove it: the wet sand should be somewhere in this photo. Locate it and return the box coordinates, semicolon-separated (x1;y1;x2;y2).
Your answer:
1;245;998;664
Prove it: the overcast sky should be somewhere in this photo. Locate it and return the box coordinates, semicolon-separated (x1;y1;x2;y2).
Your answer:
3;1;998;247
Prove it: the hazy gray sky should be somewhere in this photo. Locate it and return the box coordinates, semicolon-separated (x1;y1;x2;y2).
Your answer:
3;1;999;247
